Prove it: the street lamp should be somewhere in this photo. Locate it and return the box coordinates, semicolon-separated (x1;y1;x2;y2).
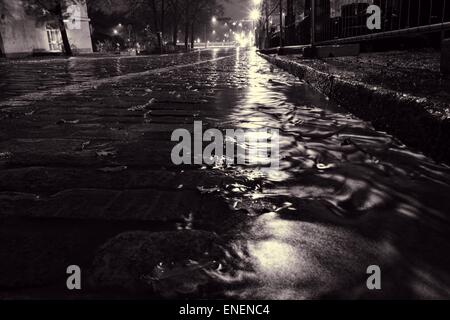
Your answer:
249;8;262;47
205;17;218;49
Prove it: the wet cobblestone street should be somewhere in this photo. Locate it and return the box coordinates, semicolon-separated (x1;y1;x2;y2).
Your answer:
1;48;450;299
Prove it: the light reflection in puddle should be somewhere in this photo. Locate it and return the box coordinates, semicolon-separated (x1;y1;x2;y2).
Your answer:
210;212;386;300
203;48;450;299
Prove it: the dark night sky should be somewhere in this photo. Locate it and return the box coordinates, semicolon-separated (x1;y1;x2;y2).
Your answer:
223;0;251;20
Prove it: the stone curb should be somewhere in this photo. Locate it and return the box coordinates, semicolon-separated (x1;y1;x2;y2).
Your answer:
259;53;450;165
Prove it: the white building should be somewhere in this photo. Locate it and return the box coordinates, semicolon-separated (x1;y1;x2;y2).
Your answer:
0;0;93;58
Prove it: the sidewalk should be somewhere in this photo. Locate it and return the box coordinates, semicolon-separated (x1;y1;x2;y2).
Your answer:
260;49;450;164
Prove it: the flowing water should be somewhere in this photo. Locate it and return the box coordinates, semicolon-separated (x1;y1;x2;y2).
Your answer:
181;49;450;299
1;48;450;299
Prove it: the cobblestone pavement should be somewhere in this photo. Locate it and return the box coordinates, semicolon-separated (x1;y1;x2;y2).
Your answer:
1;48;450;299
0;50;232;100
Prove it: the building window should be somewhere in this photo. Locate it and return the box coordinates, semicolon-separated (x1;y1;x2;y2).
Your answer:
47;29;62;52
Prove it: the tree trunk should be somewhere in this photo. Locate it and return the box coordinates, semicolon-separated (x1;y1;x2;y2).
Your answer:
173;23;178;44
150;0;162;51
58;19;73;56
184;22;189;51
150;0;160;31
169;0;179;44
0;31;5;57
161;0;165;40
55;3;72;56
156;32;163;53
190;22;195;49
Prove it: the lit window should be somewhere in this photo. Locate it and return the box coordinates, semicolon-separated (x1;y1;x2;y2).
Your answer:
47;29;62;52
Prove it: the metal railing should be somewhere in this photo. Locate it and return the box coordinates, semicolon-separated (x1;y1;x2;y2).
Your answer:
257;0;450;48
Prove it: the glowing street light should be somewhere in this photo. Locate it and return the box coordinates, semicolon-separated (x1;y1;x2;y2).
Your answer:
249;9;261;21
211;16;217;24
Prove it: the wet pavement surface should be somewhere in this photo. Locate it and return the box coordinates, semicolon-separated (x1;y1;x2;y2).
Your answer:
1;48;450;299
289;49;450;108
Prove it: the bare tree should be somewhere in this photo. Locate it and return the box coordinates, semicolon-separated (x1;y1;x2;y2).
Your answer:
167;0;182;44
149;0;166;49
179;0;224;50
88;0;224;52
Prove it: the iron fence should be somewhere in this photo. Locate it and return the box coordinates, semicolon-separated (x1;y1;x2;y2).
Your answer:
257;0;450;48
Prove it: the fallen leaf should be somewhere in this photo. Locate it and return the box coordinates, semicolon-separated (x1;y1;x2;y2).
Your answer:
56;119;80;125
98;166;128;173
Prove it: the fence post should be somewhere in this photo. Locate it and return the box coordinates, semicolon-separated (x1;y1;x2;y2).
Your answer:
310;0;315;46
279;0;284;47
442;38;450;75
286;0;294;45
265;0;270;49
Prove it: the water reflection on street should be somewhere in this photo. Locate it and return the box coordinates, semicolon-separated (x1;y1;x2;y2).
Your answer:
1;48;450;299
205;49;450;299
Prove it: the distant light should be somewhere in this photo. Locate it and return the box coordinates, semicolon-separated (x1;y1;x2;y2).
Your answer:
113;29;118;34
118;23;122;27
250;9;261;21
211;16;217;23
238;22;243;27
212;30;216;34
